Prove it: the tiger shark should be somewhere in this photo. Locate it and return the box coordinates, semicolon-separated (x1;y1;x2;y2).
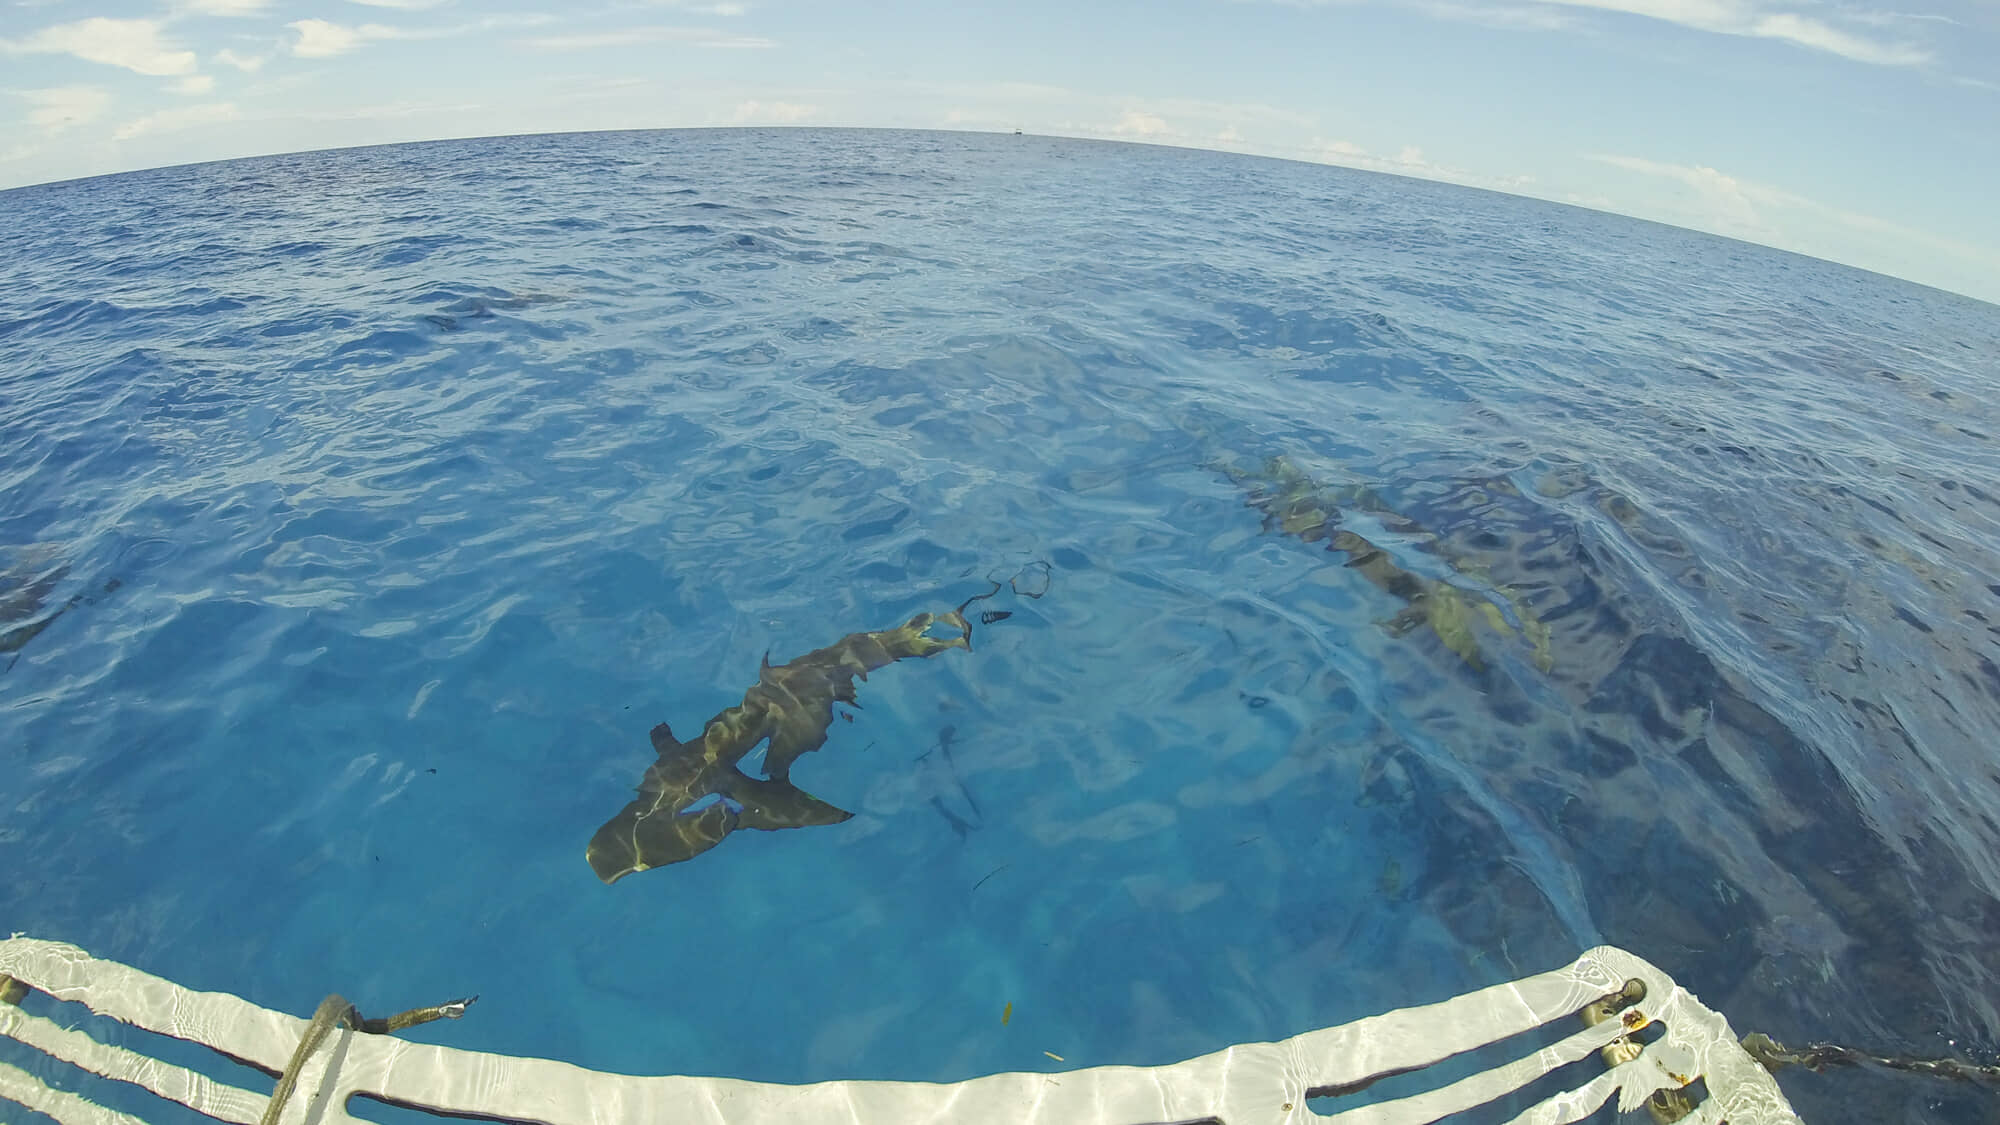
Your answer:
587;607;975;883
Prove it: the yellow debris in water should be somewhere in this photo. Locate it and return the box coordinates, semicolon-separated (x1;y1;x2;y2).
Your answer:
1002;1001;1012;1026
1044;1051;1064;1062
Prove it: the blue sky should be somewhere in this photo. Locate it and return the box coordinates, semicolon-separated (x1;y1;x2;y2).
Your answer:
3;0;1996;303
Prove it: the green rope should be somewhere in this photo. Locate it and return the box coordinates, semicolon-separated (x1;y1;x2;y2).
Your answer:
1742;1031;2000;1087
257;992;475;1125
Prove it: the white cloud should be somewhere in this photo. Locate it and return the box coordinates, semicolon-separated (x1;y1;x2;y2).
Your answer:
521;26;777;48
176;0;275;16
1746;10;1928;62
344;0;452;7
1418;1;1576;29
16;85;111;133
733;99;817;122
1587;151;2000;290
295;99;485;120
1832;6;1956;27
0;17;198;76
171;74;216;95
1306;137;1537;191
1593;153;1941;245
288;18;405;57
1534;0;1929;64
112;101;238;141
468;13;561;31
279;14;552;58
640;0;750;12
215;47;266;71
1246;0;1932;62
1113;109;1169;136
1590;153;1763;231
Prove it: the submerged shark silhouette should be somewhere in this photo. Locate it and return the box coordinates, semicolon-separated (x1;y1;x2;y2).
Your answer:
1220;455;1552;674
587;608;974;884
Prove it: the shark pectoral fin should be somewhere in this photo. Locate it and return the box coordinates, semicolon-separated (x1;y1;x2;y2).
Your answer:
586;799;738;884
718;772;853;831
763;713;834;782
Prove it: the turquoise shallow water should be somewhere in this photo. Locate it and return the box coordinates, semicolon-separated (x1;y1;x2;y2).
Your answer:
3;128;2000;1122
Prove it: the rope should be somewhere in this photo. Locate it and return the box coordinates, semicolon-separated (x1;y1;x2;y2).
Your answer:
1579;980;2000;1123
1742;1031;2000;1087
257;992;476;1125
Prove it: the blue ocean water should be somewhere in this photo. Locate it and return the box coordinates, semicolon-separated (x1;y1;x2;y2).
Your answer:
3;128;1999;1122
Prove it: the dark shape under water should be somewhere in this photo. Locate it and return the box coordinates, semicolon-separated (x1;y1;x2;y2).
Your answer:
587;608;974;883
1219;454;1552;673
2;550;122;670
917;724;984;838
1;556;69;657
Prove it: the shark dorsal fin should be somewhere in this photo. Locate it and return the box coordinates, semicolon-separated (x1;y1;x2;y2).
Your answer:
649;722;682;754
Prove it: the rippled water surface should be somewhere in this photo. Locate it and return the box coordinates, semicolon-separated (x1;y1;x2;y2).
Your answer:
4;129;2000;1122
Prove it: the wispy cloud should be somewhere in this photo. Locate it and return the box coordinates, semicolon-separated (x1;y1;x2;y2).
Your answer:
215;47;267;71
1113;109;1169;136
1590;153;1763;231
1308;137;1538;190
1534;0;1930;64
16;85;111;133
112;101;239;141
640;0;750;12
1835;6;1956;27
286;13;553;56
344;0;453;8
521;26;777;49
175;0;275;16
171;74;216;95
0;17;198;76
732;99;817;122
1417;1;1576;30
1237;0;1931;63
294;99;486;120
1025;88;1315;145
288;18;409;57
1590;152;1998;273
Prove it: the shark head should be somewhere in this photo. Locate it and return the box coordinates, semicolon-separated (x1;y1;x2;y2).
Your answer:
587;799;737;884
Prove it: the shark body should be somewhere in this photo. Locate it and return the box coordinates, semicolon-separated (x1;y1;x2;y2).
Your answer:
587;608;973;883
